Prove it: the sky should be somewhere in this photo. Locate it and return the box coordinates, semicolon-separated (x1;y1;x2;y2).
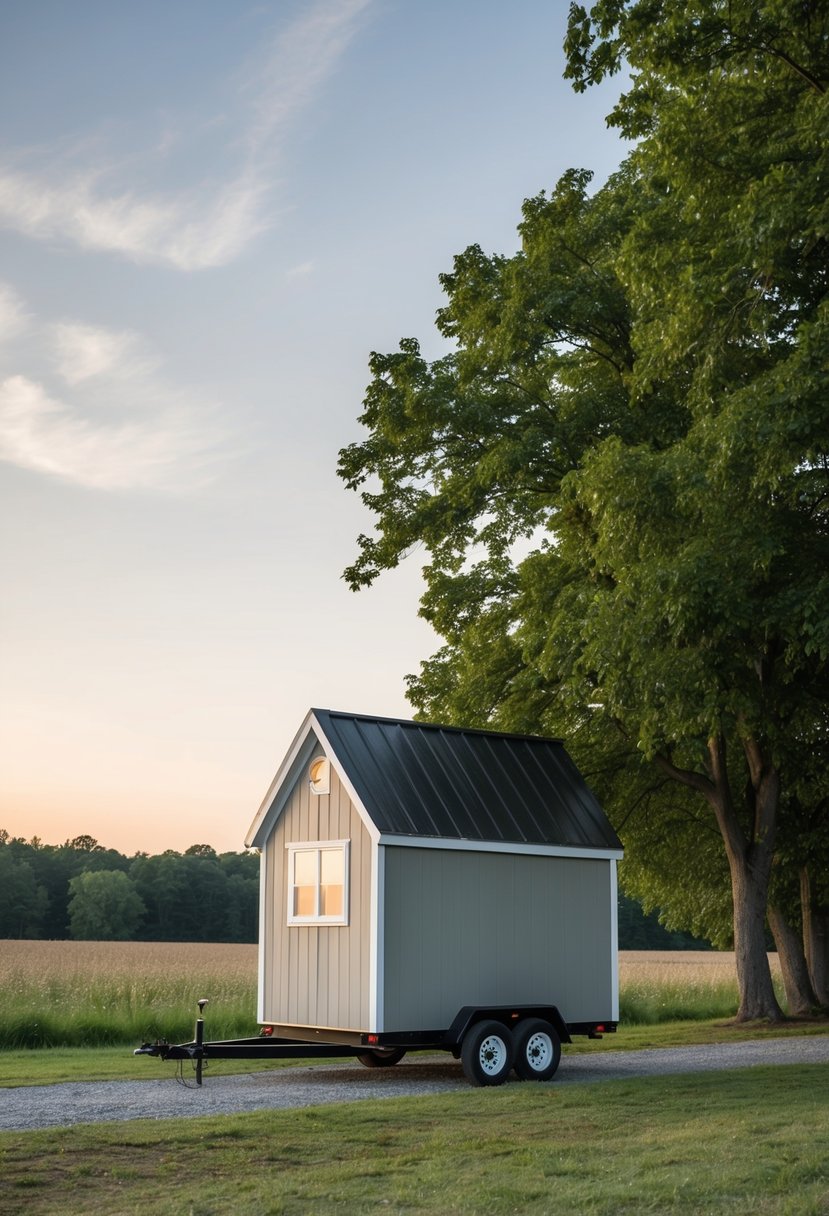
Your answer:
0;0;627;856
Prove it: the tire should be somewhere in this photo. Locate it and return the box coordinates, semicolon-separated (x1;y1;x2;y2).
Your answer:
460;1020;514;1086
356;1047;407;1068
512;1018;561;1081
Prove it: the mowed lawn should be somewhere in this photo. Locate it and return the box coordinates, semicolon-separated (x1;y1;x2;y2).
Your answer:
1;1066;828;1215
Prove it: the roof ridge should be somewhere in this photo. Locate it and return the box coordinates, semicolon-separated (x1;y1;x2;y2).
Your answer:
311;708;564;746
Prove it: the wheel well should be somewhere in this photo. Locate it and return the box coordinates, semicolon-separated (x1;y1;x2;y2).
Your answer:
448;1005;571;1048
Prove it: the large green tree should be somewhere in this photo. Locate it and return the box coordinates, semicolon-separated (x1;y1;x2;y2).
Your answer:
340;0;828;1020
563;0;829;1015
67;869;146;941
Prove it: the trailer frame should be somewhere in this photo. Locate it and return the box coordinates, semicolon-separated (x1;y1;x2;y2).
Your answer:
135;1002;616;1087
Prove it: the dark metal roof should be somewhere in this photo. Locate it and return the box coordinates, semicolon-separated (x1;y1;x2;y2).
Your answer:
313;709;622;852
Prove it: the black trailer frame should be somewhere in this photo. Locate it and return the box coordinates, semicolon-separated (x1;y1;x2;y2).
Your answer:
135;1003;616;1087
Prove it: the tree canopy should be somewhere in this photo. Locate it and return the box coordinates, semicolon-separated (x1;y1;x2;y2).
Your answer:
339;0;829;1018
0;831;260;944
67;869;146;941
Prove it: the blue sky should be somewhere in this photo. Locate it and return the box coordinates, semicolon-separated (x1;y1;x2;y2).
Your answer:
0;0;626;854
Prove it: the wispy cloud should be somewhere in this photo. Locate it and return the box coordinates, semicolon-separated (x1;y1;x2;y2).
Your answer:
53;322;149;385
285;260;315;280
0;290;229;492
0;0;373;270
245;0;373;157
0;166;268;272
0;282;31;343
0;375;216;491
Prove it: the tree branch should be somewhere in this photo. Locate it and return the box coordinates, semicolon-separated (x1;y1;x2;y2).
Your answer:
707;732;751;861
760;43;826;95
653;752;714;797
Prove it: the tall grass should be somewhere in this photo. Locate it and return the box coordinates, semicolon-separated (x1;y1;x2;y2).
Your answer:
618;950;785;1023
0;941;258;1049
0;942;787;1049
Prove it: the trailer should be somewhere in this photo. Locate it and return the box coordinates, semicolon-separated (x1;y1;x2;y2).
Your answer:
137;710;623;1087
136;998;613;1086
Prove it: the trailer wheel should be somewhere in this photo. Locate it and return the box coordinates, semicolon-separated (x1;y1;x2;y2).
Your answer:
461;1020;514;1086
356;1047;407;1068
512;1018;561;1081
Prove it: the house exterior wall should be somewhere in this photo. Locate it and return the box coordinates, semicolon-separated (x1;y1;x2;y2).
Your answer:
260;758;372;1031
381;845;615;1031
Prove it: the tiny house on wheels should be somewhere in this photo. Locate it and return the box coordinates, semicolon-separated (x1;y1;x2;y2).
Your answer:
246;708;623;1083
138;709;623;1086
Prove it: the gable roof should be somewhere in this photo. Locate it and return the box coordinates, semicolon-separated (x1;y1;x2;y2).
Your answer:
246;709;623;856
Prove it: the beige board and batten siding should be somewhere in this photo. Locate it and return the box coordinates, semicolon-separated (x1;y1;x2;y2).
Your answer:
381;845;614;1031
260;759;372;1031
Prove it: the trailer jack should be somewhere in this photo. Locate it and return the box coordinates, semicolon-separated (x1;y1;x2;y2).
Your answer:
134;998;209;1084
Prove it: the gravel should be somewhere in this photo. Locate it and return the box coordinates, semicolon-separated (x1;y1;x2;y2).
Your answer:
2;1037;828;1132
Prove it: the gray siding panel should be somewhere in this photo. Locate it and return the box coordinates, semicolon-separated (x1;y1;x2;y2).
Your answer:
262;758;372;1031
382;846;613;1030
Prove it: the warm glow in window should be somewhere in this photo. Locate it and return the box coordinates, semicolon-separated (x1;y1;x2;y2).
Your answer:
292;849;317;917
320;848;343;916
287;841;348;925
309;757;330;795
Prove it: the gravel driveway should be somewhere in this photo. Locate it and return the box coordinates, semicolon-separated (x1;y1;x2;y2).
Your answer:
2;1037;828;1132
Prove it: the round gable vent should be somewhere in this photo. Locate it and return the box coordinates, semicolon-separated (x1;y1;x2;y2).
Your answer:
309;757;330;795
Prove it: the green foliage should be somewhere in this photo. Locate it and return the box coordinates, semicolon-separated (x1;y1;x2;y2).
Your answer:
0;850;48;939
0;832;259;943
565;1;829;120
340;1;829;1013
617;893;712;950
67;871;146;942
129;851;258;942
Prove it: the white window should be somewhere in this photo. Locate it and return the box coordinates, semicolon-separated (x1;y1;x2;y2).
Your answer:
286;841;349;925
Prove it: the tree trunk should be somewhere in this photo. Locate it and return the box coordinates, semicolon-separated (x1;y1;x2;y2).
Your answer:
767;902;817;1016
657;732;784;1021
714;737;783;1022
808;912;829;1008
801;867;829;1008
729;851;784;1021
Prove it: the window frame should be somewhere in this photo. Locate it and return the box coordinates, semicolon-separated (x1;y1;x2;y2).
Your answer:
286;840;350;926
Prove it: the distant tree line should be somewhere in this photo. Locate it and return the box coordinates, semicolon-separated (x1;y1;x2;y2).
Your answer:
0;831;258;942
0;827;705;948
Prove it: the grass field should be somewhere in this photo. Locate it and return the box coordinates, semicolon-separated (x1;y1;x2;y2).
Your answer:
0;940;257;1048
0;943;825;1214
1;1066;828;1214
0;941;788;1049
619;950;785;1023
